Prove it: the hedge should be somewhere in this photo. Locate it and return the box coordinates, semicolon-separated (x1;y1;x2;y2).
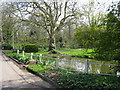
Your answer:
22;44;38;53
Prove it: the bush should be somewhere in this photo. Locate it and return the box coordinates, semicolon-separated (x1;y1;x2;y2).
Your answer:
22;44;38;53
2;43;13;50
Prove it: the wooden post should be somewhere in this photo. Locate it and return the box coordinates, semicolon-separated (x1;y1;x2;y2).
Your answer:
22;51;24;57
85;59;88;73
117;71;120;77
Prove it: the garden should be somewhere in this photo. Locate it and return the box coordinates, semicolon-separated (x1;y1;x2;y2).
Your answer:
3;46;120;89
1;0;120;89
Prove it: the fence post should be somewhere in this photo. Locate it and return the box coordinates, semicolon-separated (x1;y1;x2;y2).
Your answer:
85;59;88;73
117;71;120;77
39;54;42;63
30;53;33;59
17;50;19;54
22;51;24;57
56;56;59;68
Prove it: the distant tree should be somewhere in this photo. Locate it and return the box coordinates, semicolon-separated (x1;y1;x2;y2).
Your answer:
1;4;17;48
74;0;106;49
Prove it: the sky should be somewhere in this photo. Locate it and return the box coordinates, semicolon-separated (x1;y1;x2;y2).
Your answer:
0;0;119;11
0;0;119;9
0;0;119;3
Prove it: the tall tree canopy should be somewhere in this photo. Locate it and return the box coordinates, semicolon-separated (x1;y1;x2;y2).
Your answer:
9;0;77;51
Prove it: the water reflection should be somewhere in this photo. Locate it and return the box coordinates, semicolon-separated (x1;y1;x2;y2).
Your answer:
56;57;120;75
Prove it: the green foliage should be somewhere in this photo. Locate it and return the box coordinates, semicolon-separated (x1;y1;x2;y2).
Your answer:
4;50;30;64
12;54;30;64
2;43;13;50
36;48;49;54
3;50;13;55
75;25;102;49
56;49;95;58
19;56;30;64
27;64;54;73
22;44;38;53
27;63;120;89
42;57;56;62
42;58;56;66
13;43;23;50
95;1;120;60
95;31;120;60
12;54;21;59
56;73;120;89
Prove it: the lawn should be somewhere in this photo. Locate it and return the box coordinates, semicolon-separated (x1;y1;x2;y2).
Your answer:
35;48;95;59
56;48;95;58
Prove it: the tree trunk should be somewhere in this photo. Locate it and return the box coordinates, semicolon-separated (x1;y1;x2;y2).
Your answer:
48;34;56;51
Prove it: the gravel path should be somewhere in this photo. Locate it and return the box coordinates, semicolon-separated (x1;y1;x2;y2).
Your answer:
0;51;54;89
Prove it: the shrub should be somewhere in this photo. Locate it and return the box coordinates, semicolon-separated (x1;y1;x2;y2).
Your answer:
22;44;38;53
2;43;13;50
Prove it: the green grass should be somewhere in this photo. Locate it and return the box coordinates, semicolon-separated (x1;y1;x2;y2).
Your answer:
36;48;94;58
56;48;95;58
35;51;49;54
34;48;95;59
4;48;95;58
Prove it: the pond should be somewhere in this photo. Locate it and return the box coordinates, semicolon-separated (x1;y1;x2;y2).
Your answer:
54;56;120;75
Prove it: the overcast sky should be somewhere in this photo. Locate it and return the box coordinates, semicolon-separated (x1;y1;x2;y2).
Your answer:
0;0;119;16
1;0;119;3
1;0;119;9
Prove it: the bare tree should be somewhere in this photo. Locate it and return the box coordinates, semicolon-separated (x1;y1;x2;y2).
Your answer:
10;0;77;51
